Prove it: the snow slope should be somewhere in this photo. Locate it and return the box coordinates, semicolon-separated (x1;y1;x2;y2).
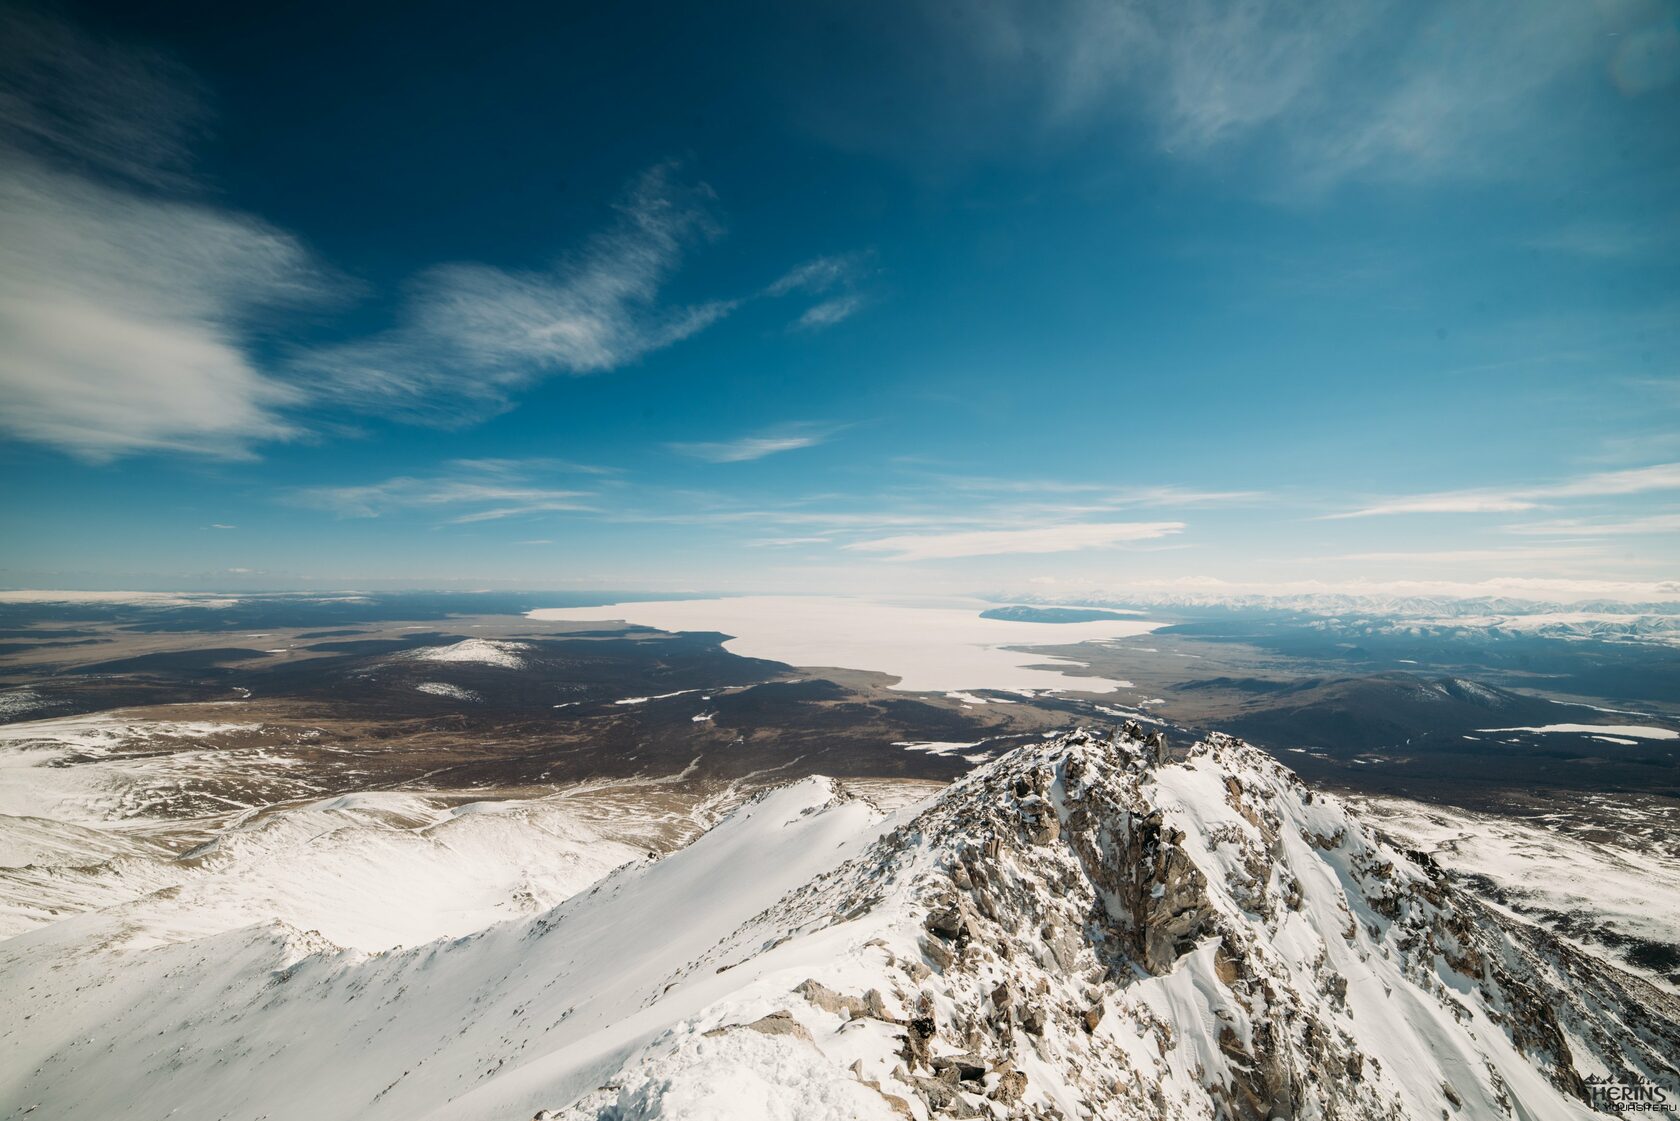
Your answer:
4;729;1674;1120
0;791;643;945
0;778;894;1120
1352;792;1680;991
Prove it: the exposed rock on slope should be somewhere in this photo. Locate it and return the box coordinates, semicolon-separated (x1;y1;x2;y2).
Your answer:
561;728;1678;1120
2;728;1674;1120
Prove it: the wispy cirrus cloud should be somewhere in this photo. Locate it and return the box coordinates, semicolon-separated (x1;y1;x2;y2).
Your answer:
0;10;332;462
0;11;875;459
845;0;1671;191
668;422;842;463
282;459;598;522
1322;493;1539;518
1323;463;1680;519
599;473;1241;557
767;251;873;331
297;194;880;423
847;520;1183;561
1311;545;1607;565
1527;220;1679;260
1504;512;1680;538
793;293;867;331
294;164;735;423
748;536;833;548
930;477;1265;507
0;6;207;187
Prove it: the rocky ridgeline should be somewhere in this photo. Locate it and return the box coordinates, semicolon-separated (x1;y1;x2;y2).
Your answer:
568;725;1680;1120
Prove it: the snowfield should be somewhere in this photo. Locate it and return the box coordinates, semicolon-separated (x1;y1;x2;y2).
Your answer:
526;595;1160;693
0;711;271;823
3;728;1673;1120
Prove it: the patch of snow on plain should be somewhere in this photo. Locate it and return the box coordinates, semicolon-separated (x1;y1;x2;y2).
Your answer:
404;639;531;669
891;740;982;757
615;690;701;705
1478;723;1676;740
416;682;480;702
527;595;1159;693
0;713;268;822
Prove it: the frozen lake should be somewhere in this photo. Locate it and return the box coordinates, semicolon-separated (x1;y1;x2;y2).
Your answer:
527;594;1160;693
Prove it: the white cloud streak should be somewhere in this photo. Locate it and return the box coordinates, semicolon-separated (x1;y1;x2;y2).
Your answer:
847;520;1184;561
942;0;1660;189
1325;463;1680;519
1324;494;1541;519
0;13;873;459
793;293;867;330
767;251;873;331
294;164;734;422
283;461;597;522
668;423;840;463
1505;513;1680;538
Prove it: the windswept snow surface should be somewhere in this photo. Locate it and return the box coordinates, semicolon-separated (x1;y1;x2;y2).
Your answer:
4;731;1672;1120
526;595;1159;692
0;712;270;822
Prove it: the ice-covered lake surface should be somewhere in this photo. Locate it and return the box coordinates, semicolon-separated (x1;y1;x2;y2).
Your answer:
526;594;1161;693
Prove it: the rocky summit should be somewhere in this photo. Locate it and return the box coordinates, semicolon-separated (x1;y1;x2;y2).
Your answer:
555;727;1679;1120
5;727;1677;1121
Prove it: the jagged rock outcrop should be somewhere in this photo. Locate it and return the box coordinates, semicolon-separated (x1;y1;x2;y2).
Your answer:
574;726;1679;1121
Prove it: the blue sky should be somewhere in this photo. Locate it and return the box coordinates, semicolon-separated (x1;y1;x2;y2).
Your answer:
1;0;1678;599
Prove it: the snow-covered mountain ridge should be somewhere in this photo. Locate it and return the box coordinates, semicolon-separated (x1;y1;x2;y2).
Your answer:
3;729;1675;1120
